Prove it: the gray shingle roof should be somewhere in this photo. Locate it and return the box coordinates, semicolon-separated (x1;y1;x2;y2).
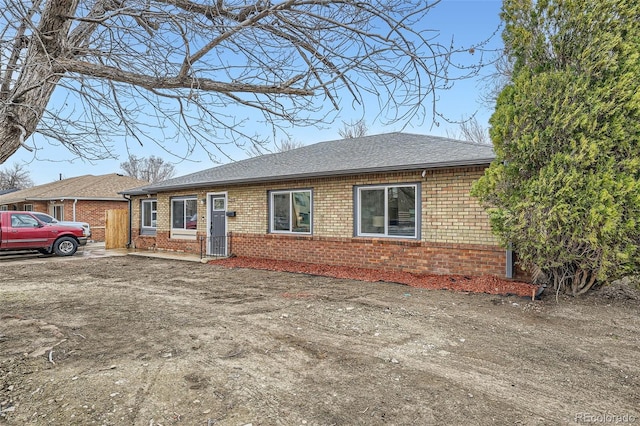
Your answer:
123;132;494;194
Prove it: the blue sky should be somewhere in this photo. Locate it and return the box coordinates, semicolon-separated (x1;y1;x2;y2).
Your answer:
8;0;504;185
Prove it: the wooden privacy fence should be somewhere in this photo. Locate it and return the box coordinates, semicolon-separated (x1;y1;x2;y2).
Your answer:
105;209;128;249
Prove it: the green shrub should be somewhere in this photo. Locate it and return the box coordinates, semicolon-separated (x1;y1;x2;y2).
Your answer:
473;0;640;295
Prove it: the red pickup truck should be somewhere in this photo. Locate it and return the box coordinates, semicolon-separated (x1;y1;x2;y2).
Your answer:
0;211;88;256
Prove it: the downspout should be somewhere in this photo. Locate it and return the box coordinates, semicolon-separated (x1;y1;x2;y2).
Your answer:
72;198;78;221
124;195;132;248
506;242;514;279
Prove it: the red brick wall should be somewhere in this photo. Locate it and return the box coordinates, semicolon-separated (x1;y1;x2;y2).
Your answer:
129;230;516;277
74;200;128;241
229;232;510;277
9;199;127;241
131;229;157;251
127;167;530;279
131;230;207;255
32;201;48;212
5;201;48;212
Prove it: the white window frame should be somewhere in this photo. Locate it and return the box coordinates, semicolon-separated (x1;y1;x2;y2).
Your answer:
355;183;419;239
51;204;64;221
0;205;7;211
170;196;198;239
141;199;157;234
23;204;33;211
269;189;312;234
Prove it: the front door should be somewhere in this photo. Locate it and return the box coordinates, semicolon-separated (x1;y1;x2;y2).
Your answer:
209;195;226;256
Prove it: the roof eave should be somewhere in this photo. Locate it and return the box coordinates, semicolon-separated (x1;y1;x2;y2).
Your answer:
123;158;494;195
24;196;128;202
0;198;26;205
2;196;131;203
119;189;149;196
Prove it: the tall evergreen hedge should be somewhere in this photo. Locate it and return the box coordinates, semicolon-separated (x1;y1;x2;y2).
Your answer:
472;0;640;295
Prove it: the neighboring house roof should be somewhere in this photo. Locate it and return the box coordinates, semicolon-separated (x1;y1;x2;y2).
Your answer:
0;173;149;205
123;132;495;195
0;188;19;196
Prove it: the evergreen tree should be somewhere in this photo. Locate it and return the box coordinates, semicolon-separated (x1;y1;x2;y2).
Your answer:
472;0;640;295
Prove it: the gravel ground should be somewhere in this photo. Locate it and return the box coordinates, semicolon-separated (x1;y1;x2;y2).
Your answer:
0;254;639;425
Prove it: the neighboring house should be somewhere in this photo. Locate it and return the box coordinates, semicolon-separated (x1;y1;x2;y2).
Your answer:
122;133;516;278
0;173;148;241
0;188;19;196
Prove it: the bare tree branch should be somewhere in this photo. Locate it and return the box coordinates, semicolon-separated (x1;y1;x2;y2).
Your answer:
0;0;487;164
338;119;368;139
120;154;175;183
247;137;305;156
0;162;34;189
446;116;490;145
53;59;314;95
479;48;514;109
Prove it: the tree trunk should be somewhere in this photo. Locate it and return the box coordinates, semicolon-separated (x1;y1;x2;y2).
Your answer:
0;0;79;164
0;118;25;164
573;270;599;296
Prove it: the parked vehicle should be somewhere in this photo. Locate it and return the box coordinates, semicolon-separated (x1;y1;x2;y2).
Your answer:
32;212;92;238
0;211;88;256
186;214;197;229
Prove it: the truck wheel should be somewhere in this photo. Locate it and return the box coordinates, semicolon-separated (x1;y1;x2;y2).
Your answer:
53;237;78;256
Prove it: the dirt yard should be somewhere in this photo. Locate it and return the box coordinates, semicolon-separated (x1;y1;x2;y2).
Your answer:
0;253;639;425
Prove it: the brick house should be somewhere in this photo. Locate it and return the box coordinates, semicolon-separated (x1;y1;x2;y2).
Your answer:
0;173;148;241
123;133;515;278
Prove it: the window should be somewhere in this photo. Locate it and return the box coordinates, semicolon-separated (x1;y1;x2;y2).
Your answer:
23;204;33;211
270;190;311;234
0;205;7;211
356;184;419;238
141;200;157;232
10;213;39;228
51;205;64;221
171;197;197;230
